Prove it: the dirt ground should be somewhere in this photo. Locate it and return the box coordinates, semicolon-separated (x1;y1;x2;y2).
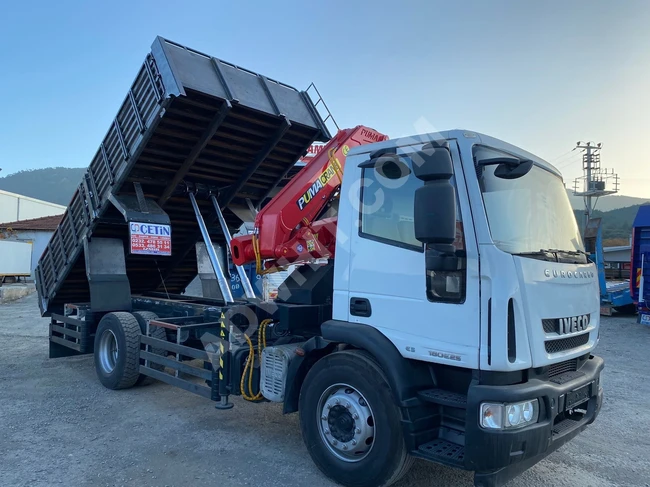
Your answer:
1;293;649;487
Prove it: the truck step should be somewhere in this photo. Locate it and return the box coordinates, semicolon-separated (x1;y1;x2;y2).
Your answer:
417;388;467;408
415;439;465;467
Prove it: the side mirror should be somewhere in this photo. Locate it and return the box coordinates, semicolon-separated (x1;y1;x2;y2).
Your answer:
412;140;453;181
413;143;456;247
414;184;457;246
477;156;533;180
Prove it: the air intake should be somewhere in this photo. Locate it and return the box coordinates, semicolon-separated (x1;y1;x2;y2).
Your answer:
548;358;578;378
545;333;590;354
542;319;557;334
507;299;516;363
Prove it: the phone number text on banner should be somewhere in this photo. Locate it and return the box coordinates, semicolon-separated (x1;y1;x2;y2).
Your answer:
129;222;172;256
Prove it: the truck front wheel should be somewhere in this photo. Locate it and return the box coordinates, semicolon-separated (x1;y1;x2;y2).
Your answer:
94;312;141;390
299;350;413;487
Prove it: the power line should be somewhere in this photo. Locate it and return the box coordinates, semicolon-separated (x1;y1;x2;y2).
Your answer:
556;153;582;170
551;151;578;166
549;148;575;162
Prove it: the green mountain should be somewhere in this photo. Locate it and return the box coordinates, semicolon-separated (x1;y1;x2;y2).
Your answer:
574;204;649;240
566;189;649;211
0;167;86;206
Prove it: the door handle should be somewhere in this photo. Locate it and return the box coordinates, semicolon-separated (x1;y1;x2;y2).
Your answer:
350;297;372;317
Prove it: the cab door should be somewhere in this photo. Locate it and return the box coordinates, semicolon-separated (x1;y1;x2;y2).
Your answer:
344;141;480;369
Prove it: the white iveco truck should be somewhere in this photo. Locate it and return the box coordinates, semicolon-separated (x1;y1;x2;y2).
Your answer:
37;38;603;487
306;129;604;486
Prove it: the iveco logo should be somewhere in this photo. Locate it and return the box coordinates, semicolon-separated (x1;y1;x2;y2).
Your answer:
558;314;590;335
544;269;594;279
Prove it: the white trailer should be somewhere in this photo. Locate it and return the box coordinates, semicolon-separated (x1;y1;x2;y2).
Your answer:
0;240;32;280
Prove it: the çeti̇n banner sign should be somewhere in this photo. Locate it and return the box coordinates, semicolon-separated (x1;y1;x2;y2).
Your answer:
129;222;172;256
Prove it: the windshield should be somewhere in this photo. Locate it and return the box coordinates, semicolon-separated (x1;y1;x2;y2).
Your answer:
477;149;584;256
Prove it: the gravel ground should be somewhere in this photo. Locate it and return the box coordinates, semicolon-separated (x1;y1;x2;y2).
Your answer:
1;293;649;487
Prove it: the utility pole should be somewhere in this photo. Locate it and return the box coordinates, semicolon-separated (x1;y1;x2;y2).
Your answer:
580;142;596;224
572;141;619;232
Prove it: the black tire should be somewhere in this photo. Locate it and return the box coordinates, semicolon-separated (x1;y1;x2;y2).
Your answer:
132;311;157;335
93;312;141;390
299;350;414;487
132;311;167;385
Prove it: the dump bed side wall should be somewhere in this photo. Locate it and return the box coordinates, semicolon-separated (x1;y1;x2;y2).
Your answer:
36;54;168;314
163;40;318;129
35;37;329;316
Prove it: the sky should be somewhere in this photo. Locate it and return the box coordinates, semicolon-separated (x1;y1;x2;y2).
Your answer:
0;0;648;197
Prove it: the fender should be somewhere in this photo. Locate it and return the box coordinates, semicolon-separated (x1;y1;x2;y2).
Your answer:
320;320;432;406
282;336;337;414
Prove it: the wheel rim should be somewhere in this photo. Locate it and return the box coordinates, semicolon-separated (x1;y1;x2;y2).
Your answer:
317;383;375;462
98;329;119;374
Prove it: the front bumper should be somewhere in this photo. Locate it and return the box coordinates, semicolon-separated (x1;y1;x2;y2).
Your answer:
465;355;604;487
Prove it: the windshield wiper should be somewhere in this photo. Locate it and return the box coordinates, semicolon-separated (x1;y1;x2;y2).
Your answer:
531;248;589;264
544;248;588;256
514;250;558;262
514;249;588;263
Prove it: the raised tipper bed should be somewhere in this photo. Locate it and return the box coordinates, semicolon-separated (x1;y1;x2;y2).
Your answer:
35;37;330;315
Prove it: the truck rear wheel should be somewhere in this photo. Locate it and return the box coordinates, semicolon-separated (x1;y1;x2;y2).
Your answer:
94;312;141;390
299;350;413;487
132;311;167;384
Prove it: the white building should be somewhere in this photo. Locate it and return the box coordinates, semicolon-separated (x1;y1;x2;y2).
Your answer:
0;190;65;224
0;215;62;278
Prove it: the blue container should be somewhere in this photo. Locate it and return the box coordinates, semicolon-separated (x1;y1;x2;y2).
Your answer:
631;206;650;323
228;264;262;298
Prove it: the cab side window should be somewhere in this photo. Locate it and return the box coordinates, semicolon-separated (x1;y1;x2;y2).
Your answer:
359;157;423;251
358;150;466;302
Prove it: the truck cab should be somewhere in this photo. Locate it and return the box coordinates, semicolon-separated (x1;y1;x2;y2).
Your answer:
316;130;604;486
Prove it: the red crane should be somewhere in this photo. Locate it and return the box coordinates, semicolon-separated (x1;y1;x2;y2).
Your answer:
231;125;388;273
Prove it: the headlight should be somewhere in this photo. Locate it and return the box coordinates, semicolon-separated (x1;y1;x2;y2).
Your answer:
480;403;503;429
480;399;539;430
521;401;535;422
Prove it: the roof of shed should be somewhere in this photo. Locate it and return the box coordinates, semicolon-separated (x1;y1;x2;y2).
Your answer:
0;215;62;231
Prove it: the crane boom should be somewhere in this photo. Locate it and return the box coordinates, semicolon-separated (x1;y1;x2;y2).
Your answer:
231;125;387;272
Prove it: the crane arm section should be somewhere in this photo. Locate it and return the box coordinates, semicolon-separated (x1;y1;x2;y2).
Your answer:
231;125;387;272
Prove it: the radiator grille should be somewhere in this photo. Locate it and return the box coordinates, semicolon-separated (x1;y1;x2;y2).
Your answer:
542;319;557;334
545;333;590;354
548;358;578;378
